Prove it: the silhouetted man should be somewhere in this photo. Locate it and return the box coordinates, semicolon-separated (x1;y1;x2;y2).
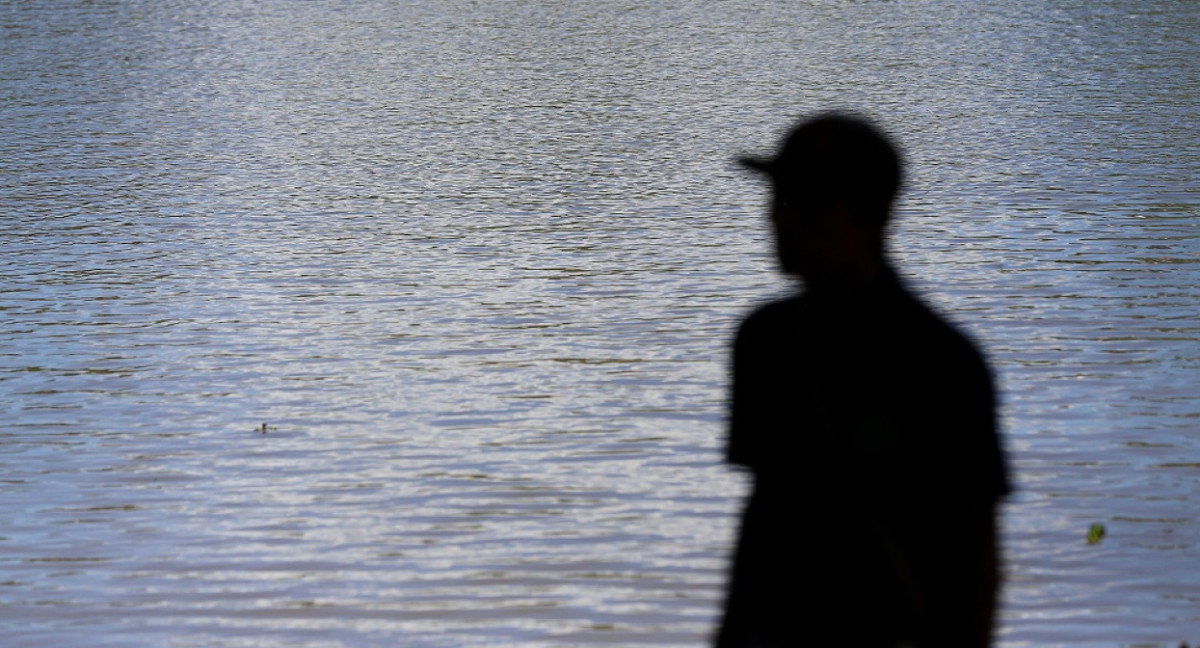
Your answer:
715;113;1010;648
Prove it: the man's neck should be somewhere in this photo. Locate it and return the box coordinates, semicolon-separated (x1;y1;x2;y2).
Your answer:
803;256;892;294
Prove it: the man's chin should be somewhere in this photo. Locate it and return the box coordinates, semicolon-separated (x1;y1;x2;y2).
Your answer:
776;256;806;277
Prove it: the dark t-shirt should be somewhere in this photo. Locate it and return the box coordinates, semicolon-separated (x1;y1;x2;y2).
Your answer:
718;271;1009;646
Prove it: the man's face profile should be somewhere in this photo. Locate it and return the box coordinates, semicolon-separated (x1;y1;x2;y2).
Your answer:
771;189;881;281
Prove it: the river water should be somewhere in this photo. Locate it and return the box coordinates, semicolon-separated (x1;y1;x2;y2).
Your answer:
1;0;1196;646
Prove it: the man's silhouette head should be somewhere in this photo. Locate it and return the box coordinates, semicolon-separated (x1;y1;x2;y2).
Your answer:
740;113;903;282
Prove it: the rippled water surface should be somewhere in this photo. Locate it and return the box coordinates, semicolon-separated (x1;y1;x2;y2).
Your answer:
2;0;1197;646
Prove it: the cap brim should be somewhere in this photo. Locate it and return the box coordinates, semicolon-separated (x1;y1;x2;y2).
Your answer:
737;155;776;174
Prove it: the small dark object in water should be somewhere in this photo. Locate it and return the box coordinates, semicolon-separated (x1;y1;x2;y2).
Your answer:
1087;523;1106;545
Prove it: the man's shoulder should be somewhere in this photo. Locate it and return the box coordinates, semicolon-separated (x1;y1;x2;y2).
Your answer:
881;288;996;409
893;289;987;360
741;293;806;324
735;294;806;340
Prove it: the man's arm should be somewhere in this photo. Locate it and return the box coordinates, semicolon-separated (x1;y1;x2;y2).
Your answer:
976;504;1001;648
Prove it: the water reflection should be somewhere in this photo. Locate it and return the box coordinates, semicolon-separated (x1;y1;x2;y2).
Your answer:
1;0;1197;646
